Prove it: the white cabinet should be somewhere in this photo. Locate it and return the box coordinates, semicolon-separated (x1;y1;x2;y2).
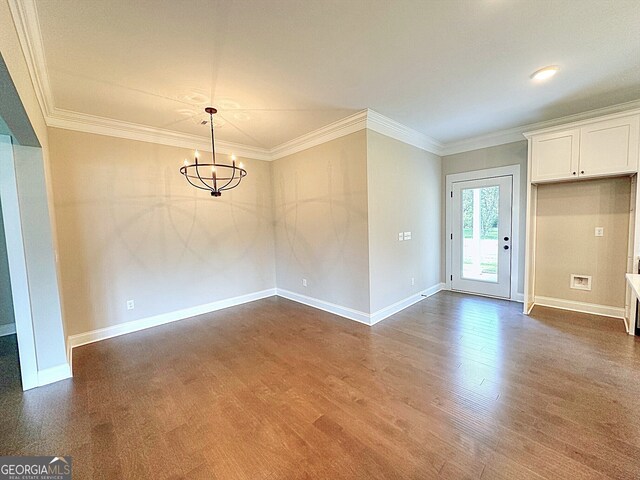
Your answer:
579;116;639;178
524;109;640;334
530;129;579;182
528;113;640;184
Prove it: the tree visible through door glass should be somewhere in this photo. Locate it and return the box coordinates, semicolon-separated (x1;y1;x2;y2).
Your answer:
461;186;499;283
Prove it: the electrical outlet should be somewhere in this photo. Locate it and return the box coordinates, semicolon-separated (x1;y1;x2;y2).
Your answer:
595;227;604;237
404;231;411;240
398;232;404;242
126;299;135;310
411;277;415;286
302;278;307;287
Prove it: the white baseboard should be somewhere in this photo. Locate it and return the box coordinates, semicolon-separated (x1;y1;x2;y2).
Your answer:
533;296;625;319
512;292;525;303
369;283;446;325
277;283;446;326
68;288;277;350
0;323;16;337
37;362;72;387
425;282;447;297
65;284;449;359
66;340;73;378
275;288;371;325
525;301;535;315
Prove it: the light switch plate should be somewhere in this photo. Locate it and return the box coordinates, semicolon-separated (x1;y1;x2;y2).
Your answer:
595;227;604;237
398;233;404;241
404;231;411;240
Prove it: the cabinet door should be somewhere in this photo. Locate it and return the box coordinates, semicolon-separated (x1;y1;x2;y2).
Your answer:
530;129;580;183
579;115;639;178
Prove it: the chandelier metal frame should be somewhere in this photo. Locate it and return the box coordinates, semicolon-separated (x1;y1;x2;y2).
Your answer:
179;107;247;197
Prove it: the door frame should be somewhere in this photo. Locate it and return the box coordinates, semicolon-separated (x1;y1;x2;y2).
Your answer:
445;165;521;301
451;175;513;298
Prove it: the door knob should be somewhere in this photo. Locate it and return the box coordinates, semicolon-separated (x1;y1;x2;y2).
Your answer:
503;245;509;250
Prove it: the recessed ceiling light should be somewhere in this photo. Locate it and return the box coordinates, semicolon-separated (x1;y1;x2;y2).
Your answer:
530;65;559;81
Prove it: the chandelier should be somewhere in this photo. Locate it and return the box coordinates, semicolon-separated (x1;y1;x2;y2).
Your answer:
180;107;247;197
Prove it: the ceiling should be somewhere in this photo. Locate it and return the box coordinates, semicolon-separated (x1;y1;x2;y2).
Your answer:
30;0;640;150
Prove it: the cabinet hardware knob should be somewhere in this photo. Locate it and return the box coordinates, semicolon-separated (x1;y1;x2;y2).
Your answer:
572;171;576;175
581;170;585;174
504;236;509;241
503;245;509;250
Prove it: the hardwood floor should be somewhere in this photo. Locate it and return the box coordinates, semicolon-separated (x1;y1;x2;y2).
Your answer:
0;333;20;393
2;291;640;479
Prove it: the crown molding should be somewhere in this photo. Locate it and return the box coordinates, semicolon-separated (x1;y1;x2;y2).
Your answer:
269;110;368;160
366;109;444;155
46;107;273;160
47;107;444;161
267;108;445;160
42;100;640;161
441;99;640;156
439;127;527;156
9;0;640;161
522;103;640;138
7;0;53;118
7;0;445;160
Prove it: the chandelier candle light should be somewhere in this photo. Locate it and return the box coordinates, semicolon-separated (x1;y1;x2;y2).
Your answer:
180;107;247;197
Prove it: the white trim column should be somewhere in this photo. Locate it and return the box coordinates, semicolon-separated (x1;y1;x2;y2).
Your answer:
0;135;38;389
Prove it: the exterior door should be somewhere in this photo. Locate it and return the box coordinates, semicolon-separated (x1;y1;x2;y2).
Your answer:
451;176;512;298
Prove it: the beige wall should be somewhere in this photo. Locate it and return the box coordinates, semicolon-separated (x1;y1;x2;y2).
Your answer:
367;131;441;313
48;128;276;336
51;127;439;332
442;141;527;293
272;130;370;313
0;194;14;328
535;177;630;308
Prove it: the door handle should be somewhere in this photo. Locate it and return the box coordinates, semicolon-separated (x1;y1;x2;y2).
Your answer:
503;245;509;250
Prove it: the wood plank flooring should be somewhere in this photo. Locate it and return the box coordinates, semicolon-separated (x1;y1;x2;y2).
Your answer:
0;333;20;393
2;291;640;479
